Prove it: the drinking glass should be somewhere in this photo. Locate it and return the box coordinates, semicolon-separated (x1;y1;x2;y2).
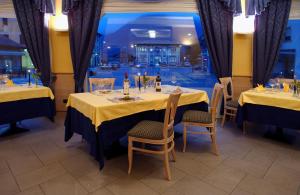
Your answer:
171;75;177;86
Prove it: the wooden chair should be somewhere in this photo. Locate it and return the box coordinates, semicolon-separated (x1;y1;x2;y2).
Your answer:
89;78;115;92
220;77;239;127
182;83;223;155
134;76;156;87
127;91;182;180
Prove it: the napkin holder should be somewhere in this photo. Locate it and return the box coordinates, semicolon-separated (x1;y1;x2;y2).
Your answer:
283;83;289;93
5;79;15;87
255;84;265;92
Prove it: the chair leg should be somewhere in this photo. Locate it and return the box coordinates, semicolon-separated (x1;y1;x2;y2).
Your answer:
171;142;176;162
211;127;219;156
163;144;171;181
222;109;226;127
128;138;133;174
183;124;187;152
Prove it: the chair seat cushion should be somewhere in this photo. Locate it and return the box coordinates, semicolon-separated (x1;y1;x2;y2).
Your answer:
128;120;171;140
226;100;239;108
182;110;212;124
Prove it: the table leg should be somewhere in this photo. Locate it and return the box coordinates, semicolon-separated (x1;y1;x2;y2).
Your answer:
0;122;30;137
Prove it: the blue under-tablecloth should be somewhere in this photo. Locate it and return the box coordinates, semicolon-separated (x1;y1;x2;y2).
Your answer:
0;97;56;125
64;102;208;169
236;104;300;130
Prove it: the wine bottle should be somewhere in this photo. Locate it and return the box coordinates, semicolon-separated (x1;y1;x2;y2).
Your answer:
123;72;130;96
155;73;161;92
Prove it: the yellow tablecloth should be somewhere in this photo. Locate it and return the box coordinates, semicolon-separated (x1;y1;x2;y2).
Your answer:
238;89;300;111
67;86;209;130
0;85;54;103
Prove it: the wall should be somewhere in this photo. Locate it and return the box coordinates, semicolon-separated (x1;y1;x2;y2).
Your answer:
50;0;74;111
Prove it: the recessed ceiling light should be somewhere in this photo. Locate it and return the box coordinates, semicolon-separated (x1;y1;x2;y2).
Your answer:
148;30;156;38
187;33;192;36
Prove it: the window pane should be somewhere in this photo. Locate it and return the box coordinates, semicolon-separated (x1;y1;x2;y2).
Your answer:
89;13;216;96
0;16;36;84
271;19;300;80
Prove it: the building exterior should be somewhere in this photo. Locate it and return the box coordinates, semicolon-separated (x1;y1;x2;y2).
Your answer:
0;18;31;76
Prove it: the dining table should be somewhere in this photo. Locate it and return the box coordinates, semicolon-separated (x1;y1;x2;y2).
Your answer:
64;85;209;169
0;85;56;136
236;88;300;137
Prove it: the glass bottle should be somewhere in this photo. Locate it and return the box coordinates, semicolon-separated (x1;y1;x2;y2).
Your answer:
155;72;161;92
123;72;130;96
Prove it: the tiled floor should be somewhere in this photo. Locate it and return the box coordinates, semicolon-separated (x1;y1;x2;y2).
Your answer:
0;113;300;195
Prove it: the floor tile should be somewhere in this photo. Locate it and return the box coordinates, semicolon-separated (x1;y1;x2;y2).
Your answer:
15;186;44;195
194;152;228;168
111;154;162;180
162;175;227;195
0;172;20;195
40;173;88;195
106;176;159;195
60;153;99;178
222;157;269;178
174;156;213;179
230;188;254;195
15;163;66;190
264;161;300;193
203;164;246;193
7;154;43;176
89;187;114;195
78;163;127;193
140;165;186;193
237;175;295;195
30;140;80;165
0;159;9;174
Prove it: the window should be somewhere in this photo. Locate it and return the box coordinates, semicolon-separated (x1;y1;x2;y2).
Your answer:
271;19;300;79
0;16;34;84
88;13;216;95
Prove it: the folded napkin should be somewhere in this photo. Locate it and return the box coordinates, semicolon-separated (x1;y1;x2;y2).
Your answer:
5;79;15;87
255;84;265;92
283;83;290;92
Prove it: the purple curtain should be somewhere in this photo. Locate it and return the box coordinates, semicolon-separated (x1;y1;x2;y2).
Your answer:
33;0;55;14
196;0;237;78
220;0;242;15
12;0;54;86
62;0;103;93
252;0;291;86
246;0;272;16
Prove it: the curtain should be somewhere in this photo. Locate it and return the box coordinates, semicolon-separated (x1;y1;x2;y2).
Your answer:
12;0;54;86
246;0;272;16
252;0;291;86
196;0;237;78
33;0;55;14
220;0;242;15
63;0;103;93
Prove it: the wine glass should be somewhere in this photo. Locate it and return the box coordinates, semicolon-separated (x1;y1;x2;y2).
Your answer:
269;79;275;91
171;75;177;87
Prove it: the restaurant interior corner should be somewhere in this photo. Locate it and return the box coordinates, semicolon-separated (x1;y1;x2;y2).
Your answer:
0;0;300;194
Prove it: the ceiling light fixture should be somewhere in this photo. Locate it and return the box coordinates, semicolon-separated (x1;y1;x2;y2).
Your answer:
148;30;156;38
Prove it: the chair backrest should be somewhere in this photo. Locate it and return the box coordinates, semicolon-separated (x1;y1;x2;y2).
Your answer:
134;76;156;87
162;91;182;139
219;77;234;102
210;83;224;122
89;78;115;92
